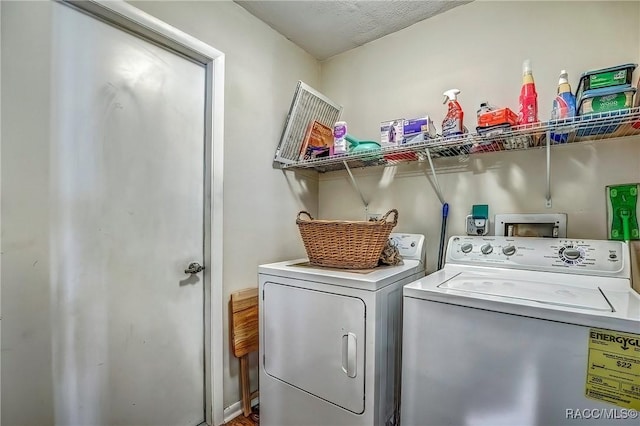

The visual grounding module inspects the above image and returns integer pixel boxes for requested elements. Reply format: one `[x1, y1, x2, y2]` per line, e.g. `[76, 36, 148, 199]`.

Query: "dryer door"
[263, 282, 365, 414]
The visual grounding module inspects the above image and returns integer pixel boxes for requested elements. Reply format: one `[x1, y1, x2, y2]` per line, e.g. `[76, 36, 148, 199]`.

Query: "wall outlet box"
[367, 213, 382, 222]
[467, 215, 489, 235]
[494, 213, 567, 237]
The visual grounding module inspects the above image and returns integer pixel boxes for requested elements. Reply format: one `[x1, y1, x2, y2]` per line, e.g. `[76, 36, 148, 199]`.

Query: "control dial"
[480, 244, 493, 255]
[502, 245, 516, 256]
[559, 246, 585, 264]
[563, 248, 581, 260]
[461, 243, 473, 253]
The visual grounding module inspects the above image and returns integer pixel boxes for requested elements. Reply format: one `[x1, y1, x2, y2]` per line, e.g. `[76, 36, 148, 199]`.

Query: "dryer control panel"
[389, 233, 425, 262]
[446, 236, 630, 278]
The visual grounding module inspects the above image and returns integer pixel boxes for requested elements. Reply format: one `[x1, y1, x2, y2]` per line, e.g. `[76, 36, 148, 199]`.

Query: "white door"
[263, 282, 366, 413]
[2, 2, 210, 425]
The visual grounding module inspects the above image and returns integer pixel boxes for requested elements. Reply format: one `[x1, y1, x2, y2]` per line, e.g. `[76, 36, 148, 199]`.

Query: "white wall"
[319, 1, 640, 273]
[1, 1, 319, 423]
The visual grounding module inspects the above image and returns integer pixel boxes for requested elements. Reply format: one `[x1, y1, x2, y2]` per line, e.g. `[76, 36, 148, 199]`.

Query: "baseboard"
[222, 396, 259, 423]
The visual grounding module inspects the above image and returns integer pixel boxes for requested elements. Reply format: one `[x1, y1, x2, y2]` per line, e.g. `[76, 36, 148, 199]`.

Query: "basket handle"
[297, 211, 314, 221]
[380, 209, 398, 225]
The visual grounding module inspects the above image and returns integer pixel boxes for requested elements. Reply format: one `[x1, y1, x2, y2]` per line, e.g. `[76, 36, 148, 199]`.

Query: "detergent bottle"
[442, 89, 464, 137]
[550, 70, 577, 143]
[332, 121, 348, 154]
[551, 70, 576, 120]
[517, 59, 539, 125]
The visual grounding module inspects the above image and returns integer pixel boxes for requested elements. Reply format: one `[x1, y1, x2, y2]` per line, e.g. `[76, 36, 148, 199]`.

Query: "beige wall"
[318, 1, 640, 273]
[1, 3, 54, 423]
[1, 0, 319, 421]
[3, 0, 639, 422]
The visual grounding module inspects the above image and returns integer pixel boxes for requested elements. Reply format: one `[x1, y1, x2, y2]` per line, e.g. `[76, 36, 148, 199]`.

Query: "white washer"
[402, 236, 640, 426]
[259, 233, 426, 426]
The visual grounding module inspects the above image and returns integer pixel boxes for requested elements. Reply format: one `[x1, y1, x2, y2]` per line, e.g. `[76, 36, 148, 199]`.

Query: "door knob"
[184, 262, 205, 274]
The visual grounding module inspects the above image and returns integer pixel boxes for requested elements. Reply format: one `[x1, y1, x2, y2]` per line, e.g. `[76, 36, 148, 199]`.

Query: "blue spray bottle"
[550, 70, 577, 143]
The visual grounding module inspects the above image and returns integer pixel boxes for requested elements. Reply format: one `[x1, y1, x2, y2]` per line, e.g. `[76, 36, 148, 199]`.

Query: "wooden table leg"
[240, 355, 251, 417]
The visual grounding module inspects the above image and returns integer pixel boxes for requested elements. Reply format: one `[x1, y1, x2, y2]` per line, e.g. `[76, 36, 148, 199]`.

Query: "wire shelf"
[282, 107, 640, 172]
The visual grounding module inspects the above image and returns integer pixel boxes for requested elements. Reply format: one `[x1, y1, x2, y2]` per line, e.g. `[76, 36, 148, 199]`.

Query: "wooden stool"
[230, 288, 259, 417]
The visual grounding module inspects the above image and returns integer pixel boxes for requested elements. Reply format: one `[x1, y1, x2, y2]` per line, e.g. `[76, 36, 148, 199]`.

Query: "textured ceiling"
[235, 1, 472, 60]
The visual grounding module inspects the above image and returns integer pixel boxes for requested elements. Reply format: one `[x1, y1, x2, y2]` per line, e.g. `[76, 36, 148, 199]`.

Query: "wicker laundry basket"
[296, 209, 398, 269]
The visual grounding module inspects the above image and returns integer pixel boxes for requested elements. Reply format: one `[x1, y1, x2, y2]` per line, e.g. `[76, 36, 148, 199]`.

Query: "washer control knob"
[502, 245, 516, 256]
[563, 248, 581, 260]
[480, 244, 493, 255]
[461, 243, 473, 253]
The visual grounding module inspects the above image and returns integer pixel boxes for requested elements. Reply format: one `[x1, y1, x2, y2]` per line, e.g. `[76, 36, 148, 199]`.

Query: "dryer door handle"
[341, 332, 357, 378]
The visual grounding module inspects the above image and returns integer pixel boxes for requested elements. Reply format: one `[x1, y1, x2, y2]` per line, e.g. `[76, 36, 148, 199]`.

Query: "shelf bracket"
[343, 161, 368, 208]
[425, 149, 445, 205]
[545, 130, 552, 208]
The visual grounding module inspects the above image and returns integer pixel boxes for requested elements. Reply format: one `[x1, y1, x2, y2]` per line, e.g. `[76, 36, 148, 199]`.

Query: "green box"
[576, 63, 636, 102]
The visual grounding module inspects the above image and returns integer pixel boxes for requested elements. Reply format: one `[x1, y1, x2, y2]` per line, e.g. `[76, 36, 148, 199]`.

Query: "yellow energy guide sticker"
[586, 328, 640, 410]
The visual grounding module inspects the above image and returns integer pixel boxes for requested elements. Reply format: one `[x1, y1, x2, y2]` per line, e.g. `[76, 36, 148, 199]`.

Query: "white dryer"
[259, 233, 426, 426]
[402, 236, 640, 426]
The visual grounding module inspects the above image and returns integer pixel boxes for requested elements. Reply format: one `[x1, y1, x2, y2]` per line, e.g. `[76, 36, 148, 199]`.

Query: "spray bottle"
[550, 70, 577, 143]
[517, 59, 539, 125]
[442, 89, 464, 137]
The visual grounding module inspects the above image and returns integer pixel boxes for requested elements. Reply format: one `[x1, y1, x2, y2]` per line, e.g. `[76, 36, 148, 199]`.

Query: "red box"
[478, 108, 518, 128]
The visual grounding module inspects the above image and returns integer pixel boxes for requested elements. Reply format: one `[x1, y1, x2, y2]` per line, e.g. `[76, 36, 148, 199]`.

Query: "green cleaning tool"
[606, 184, 640, 241]
[344, 134, 381, 161]
[344, 134, 381, 151]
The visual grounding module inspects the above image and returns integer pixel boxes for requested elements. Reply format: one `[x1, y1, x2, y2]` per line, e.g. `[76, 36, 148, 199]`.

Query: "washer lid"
[438, 273, 613, 312]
